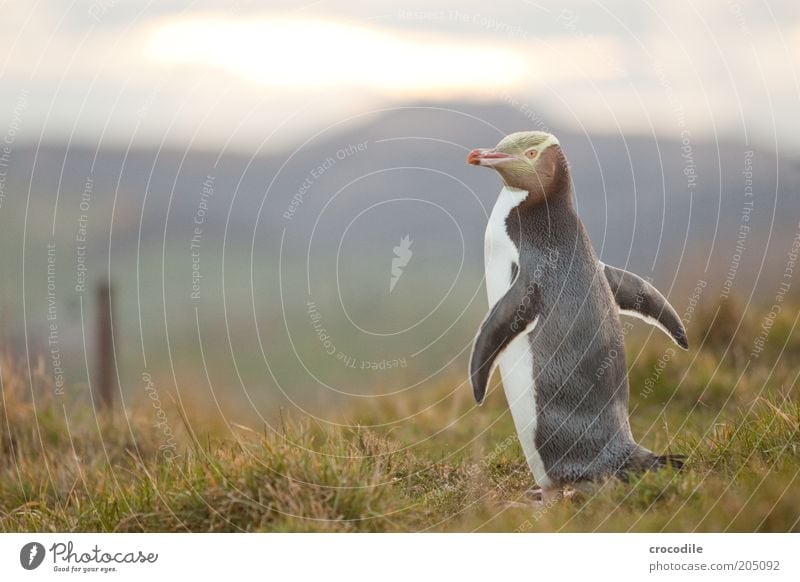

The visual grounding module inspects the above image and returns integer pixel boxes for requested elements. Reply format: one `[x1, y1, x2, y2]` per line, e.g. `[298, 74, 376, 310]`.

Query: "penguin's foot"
[526, 487, 574, 505]
[542, 483, 601, 504]
[564, 479, 614, 500]
[542, 487, 577, 504]
[505, 485, 597, 509]
[565, 483, 592, 499]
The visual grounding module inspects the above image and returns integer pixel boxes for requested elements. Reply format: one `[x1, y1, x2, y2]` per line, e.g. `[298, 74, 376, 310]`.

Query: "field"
[1, 299, 798, 532]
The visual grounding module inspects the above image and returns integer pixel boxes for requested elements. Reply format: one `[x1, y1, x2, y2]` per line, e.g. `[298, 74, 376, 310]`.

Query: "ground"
[1, 301, 798, 532]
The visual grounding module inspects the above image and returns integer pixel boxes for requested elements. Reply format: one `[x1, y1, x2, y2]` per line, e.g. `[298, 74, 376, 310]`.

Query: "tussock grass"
[1, 303, 799, 532]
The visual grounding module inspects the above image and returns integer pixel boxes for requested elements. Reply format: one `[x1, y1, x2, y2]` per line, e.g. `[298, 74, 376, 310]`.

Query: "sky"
[1, 0, 799, 155]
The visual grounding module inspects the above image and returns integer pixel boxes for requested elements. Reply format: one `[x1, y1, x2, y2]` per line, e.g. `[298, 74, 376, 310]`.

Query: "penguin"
[466, 131, 687, 497]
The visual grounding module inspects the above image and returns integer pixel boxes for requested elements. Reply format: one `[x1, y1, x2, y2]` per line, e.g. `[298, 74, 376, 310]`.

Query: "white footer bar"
[0, 533, 796, 580]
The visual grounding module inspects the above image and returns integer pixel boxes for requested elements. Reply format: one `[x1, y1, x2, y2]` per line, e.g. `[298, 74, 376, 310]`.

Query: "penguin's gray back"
[508, 200, 655, 484]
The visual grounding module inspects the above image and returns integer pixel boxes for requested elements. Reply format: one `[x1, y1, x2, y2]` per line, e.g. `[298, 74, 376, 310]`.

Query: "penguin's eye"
[525, 149, 538, 159]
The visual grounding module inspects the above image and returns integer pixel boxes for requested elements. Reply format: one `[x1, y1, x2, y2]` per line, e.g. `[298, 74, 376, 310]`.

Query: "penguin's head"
[467, 131, 567, 197]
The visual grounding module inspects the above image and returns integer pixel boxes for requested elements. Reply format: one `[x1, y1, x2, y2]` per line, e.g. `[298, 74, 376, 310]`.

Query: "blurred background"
[1, 0, 799, 429]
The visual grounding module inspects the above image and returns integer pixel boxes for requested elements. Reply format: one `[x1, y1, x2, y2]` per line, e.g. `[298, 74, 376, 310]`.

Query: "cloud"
[143, 15, 530, 98]
[142, 13, 632, 95]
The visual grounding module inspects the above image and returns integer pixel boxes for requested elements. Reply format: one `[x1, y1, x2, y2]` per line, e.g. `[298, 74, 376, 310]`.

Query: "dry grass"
[1, 302, 799, 532]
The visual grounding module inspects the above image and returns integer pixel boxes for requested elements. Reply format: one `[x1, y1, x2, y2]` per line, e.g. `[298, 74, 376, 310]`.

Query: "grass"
[1, 301, 799, 532]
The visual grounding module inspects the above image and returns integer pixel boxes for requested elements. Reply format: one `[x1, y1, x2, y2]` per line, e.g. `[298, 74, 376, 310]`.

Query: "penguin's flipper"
[469, 276, 542, 404]
[601, 263, 689, 350]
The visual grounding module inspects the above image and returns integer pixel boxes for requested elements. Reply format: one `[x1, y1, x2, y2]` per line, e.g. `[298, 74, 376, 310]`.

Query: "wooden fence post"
[95, 281, 114, 411]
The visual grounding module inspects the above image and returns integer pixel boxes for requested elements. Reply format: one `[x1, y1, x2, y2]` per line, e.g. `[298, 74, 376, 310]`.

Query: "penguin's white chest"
[484, 186, 551, 487]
